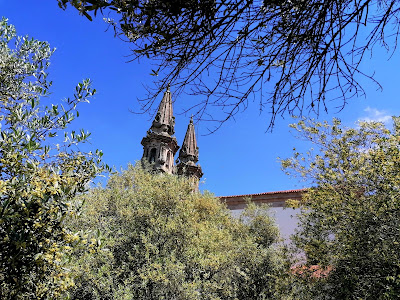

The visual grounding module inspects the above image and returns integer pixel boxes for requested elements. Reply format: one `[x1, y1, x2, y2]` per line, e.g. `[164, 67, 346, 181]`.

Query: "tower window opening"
[166, 151, 171, 169]
[149, 148, 157, 163]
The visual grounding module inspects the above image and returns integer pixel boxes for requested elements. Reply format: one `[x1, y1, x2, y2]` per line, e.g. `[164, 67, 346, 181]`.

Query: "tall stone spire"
[177, 117, 203, 187]
[178, 116, 198, 164]
[151, 86, 175, 135]
[141, 87, 179, 174]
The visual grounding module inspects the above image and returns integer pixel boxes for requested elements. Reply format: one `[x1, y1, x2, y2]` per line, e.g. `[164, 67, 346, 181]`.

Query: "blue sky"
[1, 1, 399, 198]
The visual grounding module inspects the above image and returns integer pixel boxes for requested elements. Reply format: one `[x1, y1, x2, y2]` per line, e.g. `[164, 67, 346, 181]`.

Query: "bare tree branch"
[59, 0, 400, 130]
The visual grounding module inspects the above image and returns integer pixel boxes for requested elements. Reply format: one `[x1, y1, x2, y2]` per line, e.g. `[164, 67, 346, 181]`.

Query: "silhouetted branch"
[59, 0, 400, 130]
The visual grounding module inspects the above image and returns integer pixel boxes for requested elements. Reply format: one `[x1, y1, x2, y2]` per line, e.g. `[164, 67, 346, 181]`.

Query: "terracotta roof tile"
[219, 188, 307, 199]
[291, 265, 333, 279]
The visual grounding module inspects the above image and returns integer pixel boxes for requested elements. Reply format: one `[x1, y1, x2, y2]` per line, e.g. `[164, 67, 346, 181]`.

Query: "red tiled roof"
[291, 265, 333, 279]
[219, 188, 307, 199]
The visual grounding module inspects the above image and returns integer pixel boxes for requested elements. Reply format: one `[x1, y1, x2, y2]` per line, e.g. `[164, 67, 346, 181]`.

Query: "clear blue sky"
[1, 1, 399, 197]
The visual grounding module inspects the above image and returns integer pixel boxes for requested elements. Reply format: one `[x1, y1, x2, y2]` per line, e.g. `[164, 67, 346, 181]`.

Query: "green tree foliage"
[66, 166, 285, 299]
[0, 18, 104, 299]
[281, 117, 400, 299]
[58, 0, 400, 129]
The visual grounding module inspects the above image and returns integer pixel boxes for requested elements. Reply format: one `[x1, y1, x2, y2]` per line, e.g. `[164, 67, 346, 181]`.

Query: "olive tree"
[65, 165, 286, 299]
[0, 18, 104, 299]
[281, 117, 400, 299]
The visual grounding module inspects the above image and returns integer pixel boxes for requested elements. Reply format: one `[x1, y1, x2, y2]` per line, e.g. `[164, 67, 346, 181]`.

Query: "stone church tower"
[141, 87, 179, 173]
[141, 88, 203, 187]
[176, 116, 203, 183]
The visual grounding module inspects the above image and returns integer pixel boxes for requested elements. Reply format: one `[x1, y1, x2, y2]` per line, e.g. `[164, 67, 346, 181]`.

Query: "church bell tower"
[141, 87, 179, 174]
[176, 117, 203, 187]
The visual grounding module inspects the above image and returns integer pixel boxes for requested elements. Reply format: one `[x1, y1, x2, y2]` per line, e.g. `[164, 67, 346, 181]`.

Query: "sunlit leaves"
[65, 166, 284, 299]
[0, 18, 106, 299]
[282, 117, 400, 299]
